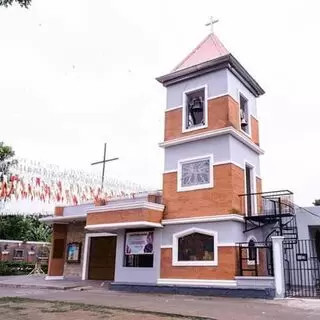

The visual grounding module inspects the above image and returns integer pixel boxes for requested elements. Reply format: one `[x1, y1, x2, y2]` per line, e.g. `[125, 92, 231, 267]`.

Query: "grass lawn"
[0, 297, 211, 320]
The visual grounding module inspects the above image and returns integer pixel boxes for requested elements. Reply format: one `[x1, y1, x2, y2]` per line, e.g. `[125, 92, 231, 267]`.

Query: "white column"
[272, 236, 285, 299]
[81, 234, 90, 280]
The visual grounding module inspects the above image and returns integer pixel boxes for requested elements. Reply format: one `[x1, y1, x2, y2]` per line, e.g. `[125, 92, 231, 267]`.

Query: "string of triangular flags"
[0, 158, 148, 205]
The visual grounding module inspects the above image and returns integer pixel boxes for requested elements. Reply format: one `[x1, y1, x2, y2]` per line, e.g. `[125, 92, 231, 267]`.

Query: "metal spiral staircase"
[240, 190, 298, 276]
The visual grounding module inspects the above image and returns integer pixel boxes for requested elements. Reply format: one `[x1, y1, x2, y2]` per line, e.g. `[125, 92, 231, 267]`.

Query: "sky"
[0, 0, 319, 207]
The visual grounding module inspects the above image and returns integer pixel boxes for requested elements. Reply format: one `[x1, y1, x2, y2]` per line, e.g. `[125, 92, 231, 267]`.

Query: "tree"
[313, 199, 320, 206]
[0, 0, 31, 8]
[0, 215, 51, 242]
[0, 141, 16, 177]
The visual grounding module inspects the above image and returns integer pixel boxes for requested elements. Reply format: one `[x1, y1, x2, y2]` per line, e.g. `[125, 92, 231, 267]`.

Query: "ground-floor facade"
[42, 196, 275, 297]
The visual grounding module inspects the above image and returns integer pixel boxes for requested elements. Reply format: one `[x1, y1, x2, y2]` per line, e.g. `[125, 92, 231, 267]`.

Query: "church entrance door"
[88, 236, 116, 280]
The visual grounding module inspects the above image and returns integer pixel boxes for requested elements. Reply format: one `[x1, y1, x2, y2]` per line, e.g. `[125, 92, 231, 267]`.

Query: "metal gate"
[284, 239, 320, 297]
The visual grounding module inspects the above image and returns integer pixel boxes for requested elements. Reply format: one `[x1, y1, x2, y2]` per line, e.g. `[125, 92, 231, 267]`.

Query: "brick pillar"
[27, 251, 36, 263]
[46, 224, 67, 280]
[54, 207, 64, 216]
[1, 251, 9, 262]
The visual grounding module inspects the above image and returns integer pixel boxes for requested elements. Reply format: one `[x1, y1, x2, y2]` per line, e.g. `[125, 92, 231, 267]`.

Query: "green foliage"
[0, 141, 16, 177]
[0, 142, 14, 162]
[313, 199, 320, 206]
[0, 215, 52, 242]
[0, 0, 31, 8]
[0, 261, 48, 276]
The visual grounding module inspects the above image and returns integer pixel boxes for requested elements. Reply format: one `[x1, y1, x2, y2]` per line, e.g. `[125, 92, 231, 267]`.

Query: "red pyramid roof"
[172, 33, 229, 72]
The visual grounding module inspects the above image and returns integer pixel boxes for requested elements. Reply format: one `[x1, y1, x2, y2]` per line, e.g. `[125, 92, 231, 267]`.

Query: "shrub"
[0, 262, 48, 276]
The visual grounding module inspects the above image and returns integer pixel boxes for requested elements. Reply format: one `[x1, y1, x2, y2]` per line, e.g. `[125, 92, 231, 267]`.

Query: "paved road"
[0, 287, 319, 320]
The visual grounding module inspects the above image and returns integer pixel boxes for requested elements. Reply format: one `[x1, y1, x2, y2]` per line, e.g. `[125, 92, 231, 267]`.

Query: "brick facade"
[63, 222, 86, 277]
[54, 207, 64, 216]
[164, 95, 258, 145]
[165, 95, 240, 141]
[160, 247, 237, 280]
[162, 163, 245, 220]
[47, 224, 67, 277]
[0, 241, 50, 263]
[256, 177, 263, 214]
[87, 208, 163, 225]
[251, 116, 260, 146]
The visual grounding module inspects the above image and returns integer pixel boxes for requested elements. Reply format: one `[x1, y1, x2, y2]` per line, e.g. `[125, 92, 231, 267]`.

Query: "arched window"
[247, 237, 259, 265]
[173, 228, 217, 266]
[248, 239, 257, 261]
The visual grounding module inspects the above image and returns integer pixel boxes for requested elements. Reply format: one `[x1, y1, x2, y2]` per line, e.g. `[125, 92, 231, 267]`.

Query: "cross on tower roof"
[205, 16, 219, 34]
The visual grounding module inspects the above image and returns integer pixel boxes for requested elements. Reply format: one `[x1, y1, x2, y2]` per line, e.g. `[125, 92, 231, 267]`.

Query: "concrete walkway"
[0, 275, 106, 290]
[0, 286, 319, 320]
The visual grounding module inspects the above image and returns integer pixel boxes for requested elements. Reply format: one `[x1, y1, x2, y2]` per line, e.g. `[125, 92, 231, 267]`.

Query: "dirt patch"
[0, 297, 214, 320]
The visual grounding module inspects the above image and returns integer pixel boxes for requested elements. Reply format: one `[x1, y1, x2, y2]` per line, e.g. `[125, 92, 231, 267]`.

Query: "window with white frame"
[172, 228, 218, 266]
[183, 87, 207, 131]
[239, 94, 249, 134]
[178, 155, 213, 192]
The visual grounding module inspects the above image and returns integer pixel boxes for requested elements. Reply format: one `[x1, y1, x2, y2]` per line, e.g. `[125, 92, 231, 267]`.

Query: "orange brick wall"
[54, 207, 64, 217]
[165, 95, 240, 141]
[47, 224, 67, 277]
[237, 246, 269, 277]
[251, 116, 260, 146]
[160, 247, 237, 280]
[164, 95, 259, 145]
[256, 177, 262, 214]
[87, 208, 163, 225]
[163, 163, 245, 219]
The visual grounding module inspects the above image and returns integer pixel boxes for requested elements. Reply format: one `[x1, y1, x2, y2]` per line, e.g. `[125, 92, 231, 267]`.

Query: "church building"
[42, 28, 281, 296]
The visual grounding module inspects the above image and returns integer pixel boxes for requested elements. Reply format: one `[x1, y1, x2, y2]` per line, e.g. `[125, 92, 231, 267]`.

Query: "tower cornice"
[156, 54, 265, 97]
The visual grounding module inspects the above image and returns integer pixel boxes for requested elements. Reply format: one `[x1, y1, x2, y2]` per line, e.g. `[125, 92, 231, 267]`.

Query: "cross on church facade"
[91, 143, 119, 191]
[205, 16, 219, 33]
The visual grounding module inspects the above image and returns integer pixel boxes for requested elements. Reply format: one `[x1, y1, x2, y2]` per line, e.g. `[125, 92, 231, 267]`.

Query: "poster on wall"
[66, 242, 81, 263]
[125, 231, 153, 255]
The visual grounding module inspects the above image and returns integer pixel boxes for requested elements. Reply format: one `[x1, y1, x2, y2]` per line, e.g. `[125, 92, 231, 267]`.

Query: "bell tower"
[157, 29, 265, 220]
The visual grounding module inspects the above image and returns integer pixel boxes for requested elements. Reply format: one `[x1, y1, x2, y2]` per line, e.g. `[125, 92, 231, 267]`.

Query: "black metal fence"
[239, 190, 294, 216]
[237, 242, 274, 277]
[284, 239, 320, 298]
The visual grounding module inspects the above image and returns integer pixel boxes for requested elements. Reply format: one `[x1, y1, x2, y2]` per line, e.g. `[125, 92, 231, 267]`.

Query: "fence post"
[272, 236, 285, 299]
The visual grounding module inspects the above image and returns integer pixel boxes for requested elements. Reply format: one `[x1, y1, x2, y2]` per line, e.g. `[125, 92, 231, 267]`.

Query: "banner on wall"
[125, 231, 154, 255]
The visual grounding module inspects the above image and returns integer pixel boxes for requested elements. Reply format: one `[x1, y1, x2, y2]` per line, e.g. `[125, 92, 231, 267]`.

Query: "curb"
[0, 283, 82, 290]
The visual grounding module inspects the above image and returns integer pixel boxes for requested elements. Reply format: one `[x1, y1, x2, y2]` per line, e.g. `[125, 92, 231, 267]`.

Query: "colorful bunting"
[0, 158, 149, 205]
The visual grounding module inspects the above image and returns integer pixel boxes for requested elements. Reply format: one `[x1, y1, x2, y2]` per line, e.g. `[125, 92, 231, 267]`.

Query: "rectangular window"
[178, 155, 213, 192]
[13, 249, 24, 260]
[124, 230, 154, 268]
[124, 254, 154, 268]
[245, 163, 256, 216]
[183, 87, 207, 131]
[240, 94, 249, 134]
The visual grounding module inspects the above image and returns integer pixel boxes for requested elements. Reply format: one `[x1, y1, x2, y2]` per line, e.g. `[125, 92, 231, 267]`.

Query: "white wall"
[227, 70, 258, 119]
[161, 221, 263, 246]
[166, 69, 228, 109]
[296, 206, 320, 240]
[64, 203, 94, 217]
[163, 135, 261, 176]
[164, 135, 230, 172]
[114, 229, 161, 284]
[229, 136, 261, 177]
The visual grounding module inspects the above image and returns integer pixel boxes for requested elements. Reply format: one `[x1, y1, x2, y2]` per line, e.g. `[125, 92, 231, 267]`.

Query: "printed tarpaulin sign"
[125, 231, 153, 255]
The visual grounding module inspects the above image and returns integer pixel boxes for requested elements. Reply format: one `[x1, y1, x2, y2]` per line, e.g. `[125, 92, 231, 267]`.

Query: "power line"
[295, 204, 320, 221]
